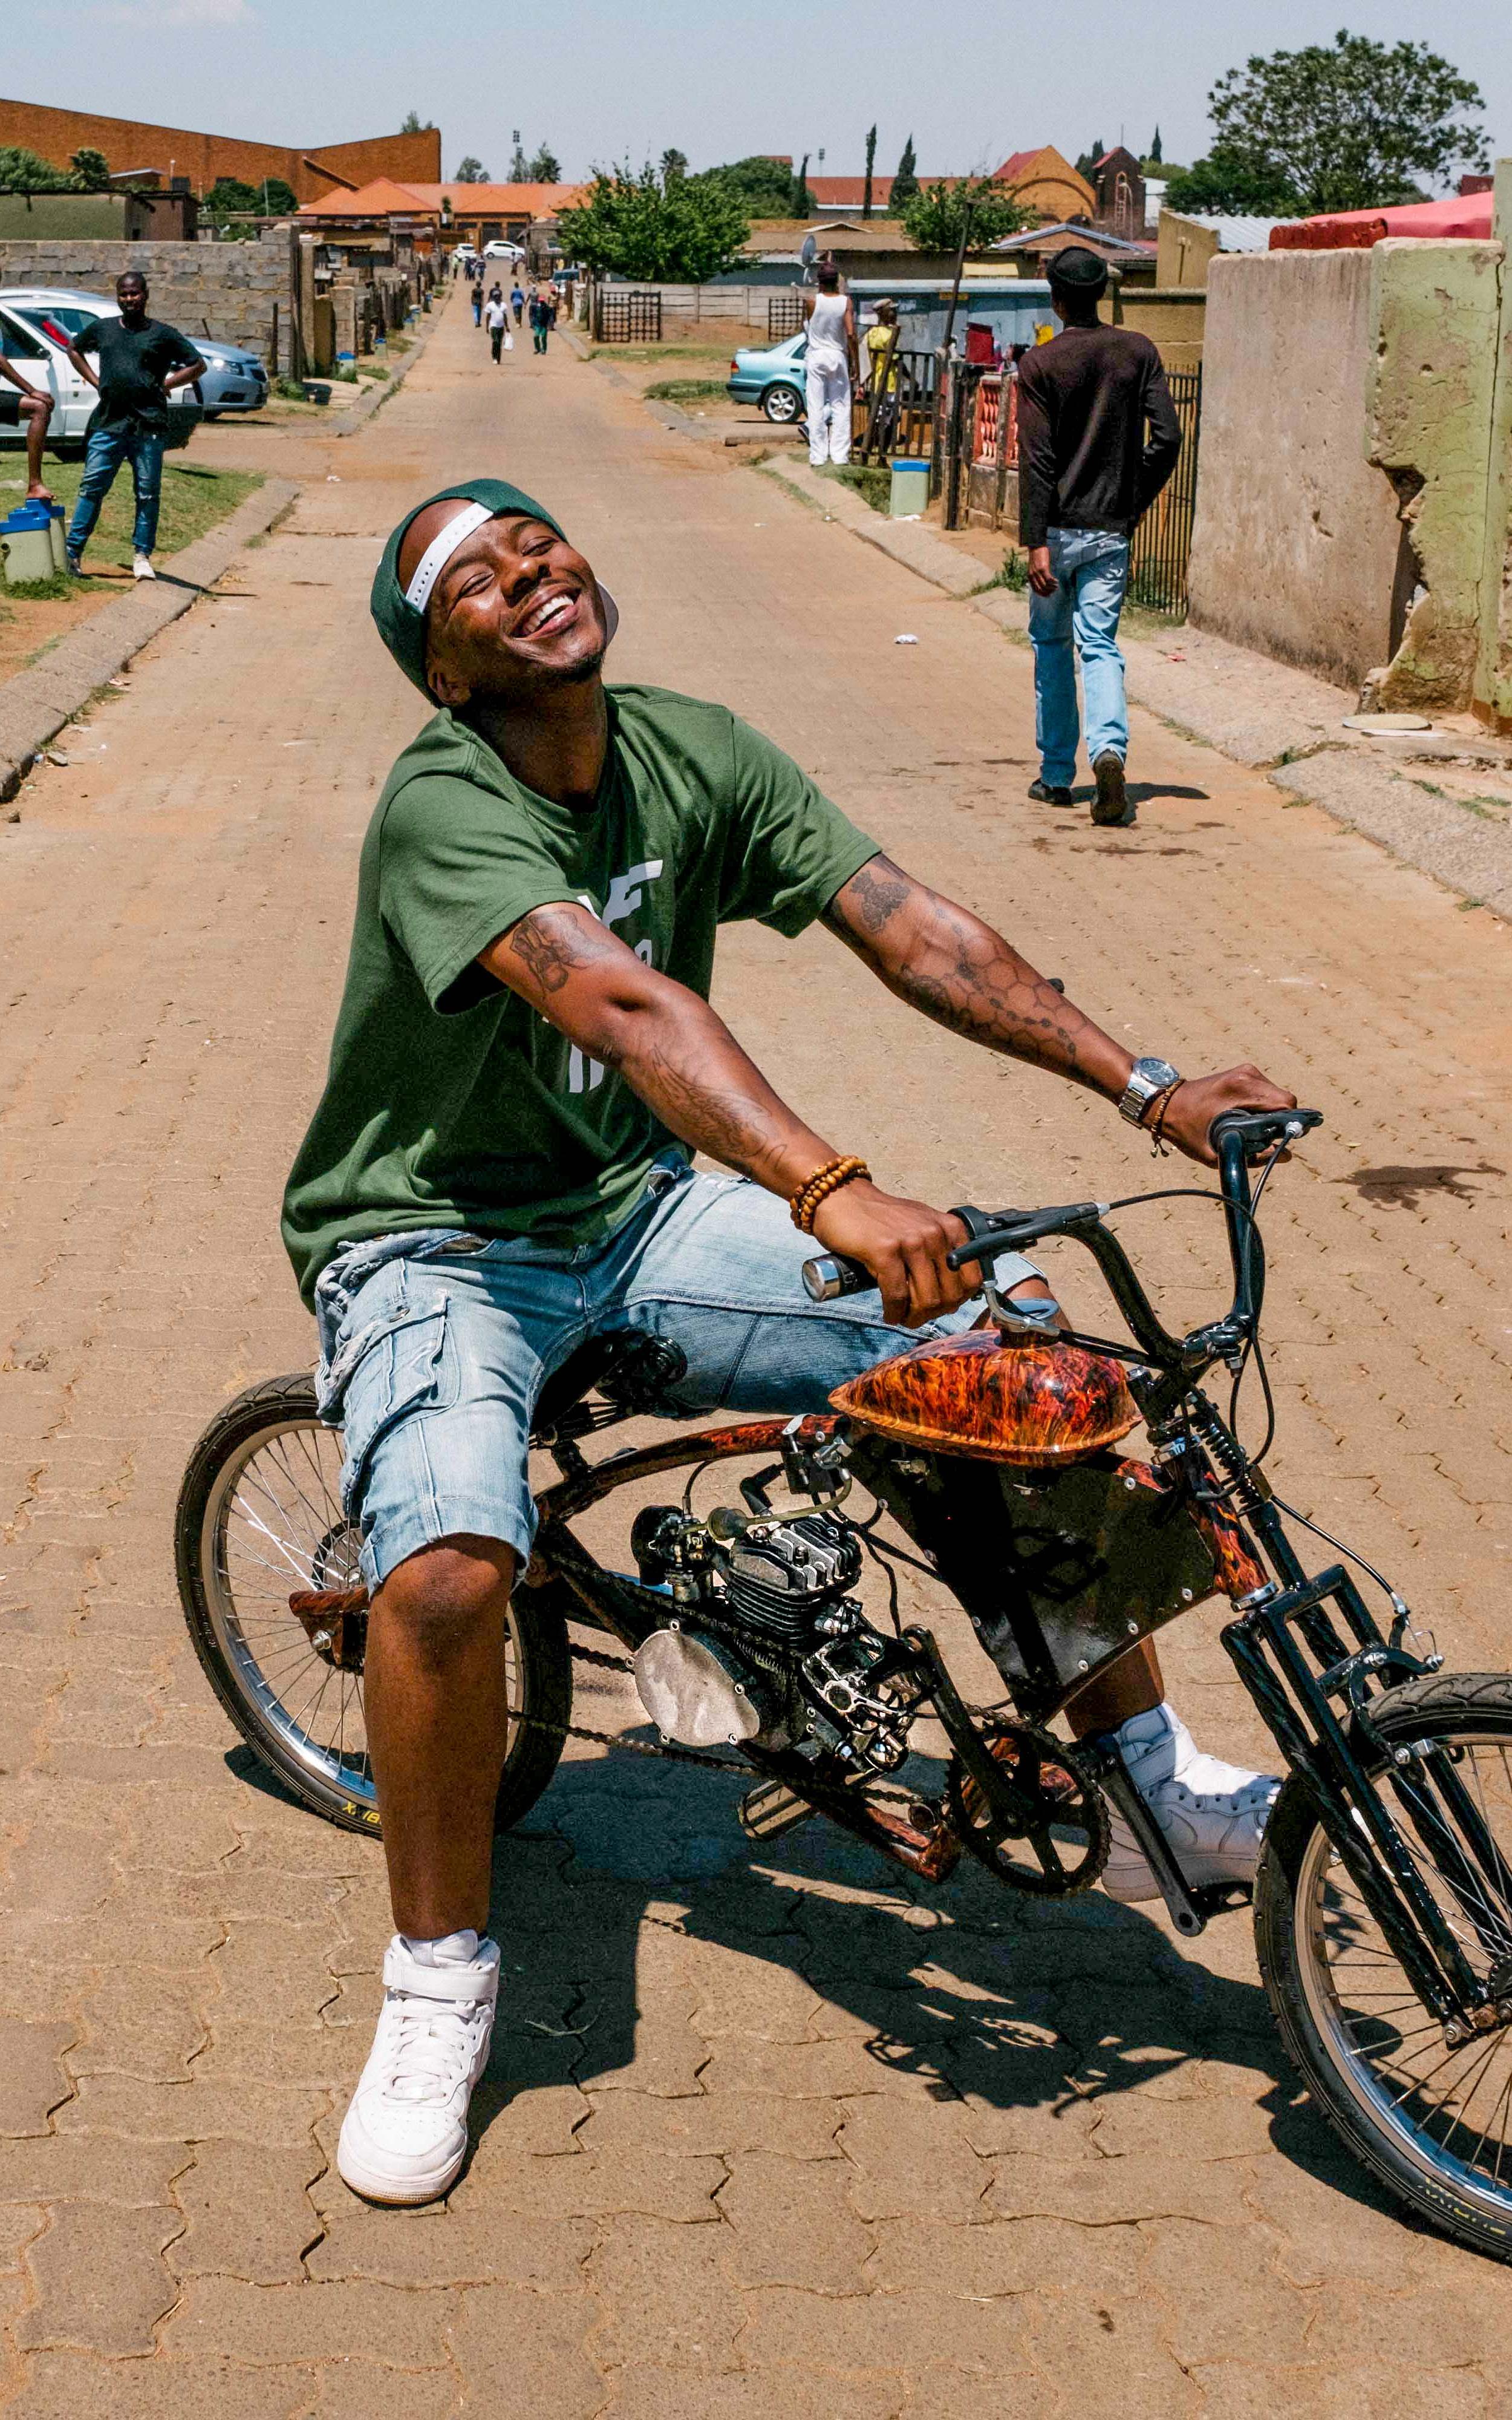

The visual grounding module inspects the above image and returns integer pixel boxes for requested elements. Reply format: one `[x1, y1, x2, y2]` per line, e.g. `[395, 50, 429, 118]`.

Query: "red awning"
[1271, 191, 1494, 249]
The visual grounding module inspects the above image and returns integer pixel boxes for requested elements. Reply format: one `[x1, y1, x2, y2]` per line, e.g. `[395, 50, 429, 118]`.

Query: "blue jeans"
[313, 1157, 1037, 1592]
[67, 424, 165, 558]
[1028, 527, 1130, 788]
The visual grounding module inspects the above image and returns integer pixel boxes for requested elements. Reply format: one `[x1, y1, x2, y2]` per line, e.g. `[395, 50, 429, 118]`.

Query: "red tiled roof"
[404, 182, 588, 214]
[297, 177, 432, 218]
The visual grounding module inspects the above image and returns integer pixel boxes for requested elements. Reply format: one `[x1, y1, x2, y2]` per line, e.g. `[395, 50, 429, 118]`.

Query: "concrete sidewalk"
[2, 283, 1511, 2415]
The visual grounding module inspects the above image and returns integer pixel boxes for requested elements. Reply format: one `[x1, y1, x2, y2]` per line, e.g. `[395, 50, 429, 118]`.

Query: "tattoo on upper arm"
[505, 905, 618, 996]
[828, 854, 916, 940]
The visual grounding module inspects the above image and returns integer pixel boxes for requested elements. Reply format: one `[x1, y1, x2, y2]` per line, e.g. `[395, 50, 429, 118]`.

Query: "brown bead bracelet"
[1147, 1084, 1181, 1157]
[790, 1155, 872, 1233]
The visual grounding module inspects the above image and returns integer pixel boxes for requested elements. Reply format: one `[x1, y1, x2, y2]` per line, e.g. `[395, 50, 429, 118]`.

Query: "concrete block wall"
[0, 232, 294, 371]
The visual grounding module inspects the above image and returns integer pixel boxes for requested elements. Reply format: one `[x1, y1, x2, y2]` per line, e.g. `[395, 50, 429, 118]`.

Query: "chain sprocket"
[947, 1718, 1110, 1896]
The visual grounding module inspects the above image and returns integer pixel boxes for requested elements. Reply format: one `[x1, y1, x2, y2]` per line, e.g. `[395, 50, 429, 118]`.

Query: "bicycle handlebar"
[800, 1110, 1325, 1364]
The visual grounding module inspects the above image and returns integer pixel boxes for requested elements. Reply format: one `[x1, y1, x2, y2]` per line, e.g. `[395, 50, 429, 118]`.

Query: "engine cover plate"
[633, 1627, 763, 1748]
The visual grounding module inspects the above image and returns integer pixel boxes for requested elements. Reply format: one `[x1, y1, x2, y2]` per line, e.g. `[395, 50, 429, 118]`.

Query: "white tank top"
[807, 290, 849, 369]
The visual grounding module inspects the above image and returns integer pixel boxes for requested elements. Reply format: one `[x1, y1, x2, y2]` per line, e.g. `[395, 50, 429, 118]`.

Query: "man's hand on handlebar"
[809, 1180, 973, 1328]
[1154, 1066, 1298, 1166]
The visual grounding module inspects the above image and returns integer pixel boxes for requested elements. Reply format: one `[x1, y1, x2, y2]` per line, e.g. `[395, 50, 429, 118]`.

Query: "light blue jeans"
[1028, 527, 1130, 789]
[313, 1156, 1036, 1591]
[67, 423, 165, 558]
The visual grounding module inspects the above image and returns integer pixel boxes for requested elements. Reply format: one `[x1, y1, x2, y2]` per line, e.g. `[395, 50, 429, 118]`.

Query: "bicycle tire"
[174, 1373, 572, 1838]
[1255, 1672, 1512, 2261]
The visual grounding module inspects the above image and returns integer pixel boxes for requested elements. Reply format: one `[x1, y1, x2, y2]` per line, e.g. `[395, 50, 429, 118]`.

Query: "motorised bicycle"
[175, 1108, 1512, 2259]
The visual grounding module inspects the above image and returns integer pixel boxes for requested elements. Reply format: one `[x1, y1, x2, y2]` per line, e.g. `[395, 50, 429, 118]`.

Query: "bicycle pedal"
[737, 1779, 818, 1840]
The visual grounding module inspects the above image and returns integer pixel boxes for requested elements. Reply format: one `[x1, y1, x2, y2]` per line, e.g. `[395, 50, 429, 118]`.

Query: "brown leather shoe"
[1028, 778, 1074, 806]
[1092, 753, 1133, 825]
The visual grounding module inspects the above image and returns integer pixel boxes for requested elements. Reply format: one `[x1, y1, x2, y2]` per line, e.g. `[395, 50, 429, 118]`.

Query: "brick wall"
[0, 232, 295, 371]
[0, 97, 439, 204]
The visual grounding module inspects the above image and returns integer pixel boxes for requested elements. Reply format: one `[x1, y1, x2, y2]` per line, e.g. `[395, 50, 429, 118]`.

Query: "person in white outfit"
[803, 263, 856, 467]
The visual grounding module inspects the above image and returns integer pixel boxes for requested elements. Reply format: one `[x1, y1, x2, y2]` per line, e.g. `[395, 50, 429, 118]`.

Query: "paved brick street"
[3, 288, 1512, 2412]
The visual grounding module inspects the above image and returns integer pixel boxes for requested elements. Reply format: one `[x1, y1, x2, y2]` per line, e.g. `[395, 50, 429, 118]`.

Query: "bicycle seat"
[532, 1330, 689, 1440]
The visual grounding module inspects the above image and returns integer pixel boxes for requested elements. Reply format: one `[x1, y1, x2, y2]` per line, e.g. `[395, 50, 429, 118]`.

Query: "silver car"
[0, 287, 268, 436]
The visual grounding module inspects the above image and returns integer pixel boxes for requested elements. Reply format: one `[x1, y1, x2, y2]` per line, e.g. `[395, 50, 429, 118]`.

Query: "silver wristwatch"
[1118, 1055, 1182, 1127]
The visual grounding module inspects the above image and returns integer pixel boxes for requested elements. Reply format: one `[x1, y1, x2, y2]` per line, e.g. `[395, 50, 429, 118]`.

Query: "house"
[1090, 147, 1145, 241]
[1157, 211, 1297, 287]
[0, 94, 437, 205]
[298, 180, 588, 270]
[989, 146, 1096, 226]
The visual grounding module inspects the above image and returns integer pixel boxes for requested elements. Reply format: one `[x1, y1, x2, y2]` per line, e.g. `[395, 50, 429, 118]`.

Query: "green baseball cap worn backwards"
[370, 476, 565, 695]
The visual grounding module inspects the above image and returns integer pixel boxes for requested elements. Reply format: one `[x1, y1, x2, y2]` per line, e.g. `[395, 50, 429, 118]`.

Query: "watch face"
[1136, 1058, 1181, 1091]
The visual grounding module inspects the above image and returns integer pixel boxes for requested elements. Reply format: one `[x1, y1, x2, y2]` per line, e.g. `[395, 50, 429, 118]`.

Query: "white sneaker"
[1100, 1701, 1279, 1903]
[132, 552, 156, 581]
[337, 1931, 499, 2205]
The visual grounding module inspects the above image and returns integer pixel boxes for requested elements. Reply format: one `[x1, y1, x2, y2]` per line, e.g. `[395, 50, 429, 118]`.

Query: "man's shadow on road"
[466, 1736, 1407, 2224]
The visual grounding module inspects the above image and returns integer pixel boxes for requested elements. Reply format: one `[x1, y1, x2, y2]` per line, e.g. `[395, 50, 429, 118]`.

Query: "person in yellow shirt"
[862, 298, 902, 450]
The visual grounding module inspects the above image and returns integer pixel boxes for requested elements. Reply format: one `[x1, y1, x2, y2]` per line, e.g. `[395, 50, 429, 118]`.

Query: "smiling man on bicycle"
[282, 476, 1296, 2205]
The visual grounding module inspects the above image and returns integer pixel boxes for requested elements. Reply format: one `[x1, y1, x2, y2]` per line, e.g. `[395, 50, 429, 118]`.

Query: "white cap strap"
[403, 500, 494, 612]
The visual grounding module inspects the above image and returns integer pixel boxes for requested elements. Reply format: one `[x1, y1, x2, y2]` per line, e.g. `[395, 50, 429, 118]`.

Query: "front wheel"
[761, 384, 801, 424]
[1256, 1674, 1512, 2260]
[174, 1374, 572, 1836]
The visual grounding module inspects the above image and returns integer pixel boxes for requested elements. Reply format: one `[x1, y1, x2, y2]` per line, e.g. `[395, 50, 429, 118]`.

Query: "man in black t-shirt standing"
[1016, 246, 1182, 827]
[63, 271, 205, 581]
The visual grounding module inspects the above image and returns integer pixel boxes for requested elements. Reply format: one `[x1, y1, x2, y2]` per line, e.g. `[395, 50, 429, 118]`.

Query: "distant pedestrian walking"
[471, 278, 483, 328]
[1016, 244, 1181, 827]
[802, 262, 855, 468]
[484, 293, 510, 362]
[510, 281, 524, 326]
[63, 271, 205, 581]
[529, 291, 552, 354]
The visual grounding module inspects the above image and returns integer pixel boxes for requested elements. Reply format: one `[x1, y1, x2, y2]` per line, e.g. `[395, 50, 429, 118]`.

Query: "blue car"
[727, 330, 807, 424]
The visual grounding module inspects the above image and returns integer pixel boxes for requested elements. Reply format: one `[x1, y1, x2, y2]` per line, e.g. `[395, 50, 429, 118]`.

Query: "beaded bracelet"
[790, 1155, 872, 1233]
[1147, 1084, 1181, 1157]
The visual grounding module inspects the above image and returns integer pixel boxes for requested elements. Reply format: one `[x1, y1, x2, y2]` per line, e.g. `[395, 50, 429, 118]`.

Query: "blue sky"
[8, 0, 1507, 183]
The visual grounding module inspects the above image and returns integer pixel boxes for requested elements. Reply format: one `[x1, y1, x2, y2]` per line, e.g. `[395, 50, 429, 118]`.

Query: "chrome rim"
[200, 1415, 524, 1811]
[1295, 1733, 1512, 2219]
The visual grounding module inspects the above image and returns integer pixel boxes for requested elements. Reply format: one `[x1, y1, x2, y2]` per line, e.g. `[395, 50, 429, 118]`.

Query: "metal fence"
[1128, 366, 1202, 616]
[767, 293, 804, 340]
[593, 288, 662, 344]
[853, 348, 939, 463]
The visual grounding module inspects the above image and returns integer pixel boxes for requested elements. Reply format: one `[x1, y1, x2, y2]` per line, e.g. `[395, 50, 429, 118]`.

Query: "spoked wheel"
[1256, 1675, 1512, 2260]
[174, 1375, 572, 1836]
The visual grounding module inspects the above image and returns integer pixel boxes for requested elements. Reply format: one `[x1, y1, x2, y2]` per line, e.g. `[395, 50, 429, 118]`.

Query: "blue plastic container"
[889, 457, 930, 518]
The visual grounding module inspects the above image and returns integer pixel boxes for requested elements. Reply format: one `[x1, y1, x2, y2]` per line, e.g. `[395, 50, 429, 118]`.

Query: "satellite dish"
[801, 233, 817, 264]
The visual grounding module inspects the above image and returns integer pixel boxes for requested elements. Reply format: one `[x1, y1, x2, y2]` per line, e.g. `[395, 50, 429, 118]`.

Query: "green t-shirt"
[282, 684, 877, 1305]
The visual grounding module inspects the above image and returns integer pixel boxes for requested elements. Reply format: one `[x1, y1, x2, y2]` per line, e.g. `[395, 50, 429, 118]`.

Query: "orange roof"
[298, 177, 432, 218]
[404, 182, 588, 215]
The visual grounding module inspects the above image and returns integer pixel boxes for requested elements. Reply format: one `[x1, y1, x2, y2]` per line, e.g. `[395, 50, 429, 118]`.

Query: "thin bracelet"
[790, 1155, 871, 1233]
[1147, 1084, 1181, 1157]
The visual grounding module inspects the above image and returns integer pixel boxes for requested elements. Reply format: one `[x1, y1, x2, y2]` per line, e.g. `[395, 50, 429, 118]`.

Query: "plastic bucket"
[0, 518, 59, 584]
[47, 505, 68, 574]
[889, 458, 930, 519]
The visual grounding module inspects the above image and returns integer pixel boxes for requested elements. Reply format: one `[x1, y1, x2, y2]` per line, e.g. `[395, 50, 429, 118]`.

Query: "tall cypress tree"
[863, 123, 877, 219]
[1149, 126, 1163, 163]
[891, 134, 919, 209]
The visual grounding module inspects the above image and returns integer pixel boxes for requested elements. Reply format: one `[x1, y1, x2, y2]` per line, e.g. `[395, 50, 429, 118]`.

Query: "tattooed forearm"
[827, 857, 1132, 1099]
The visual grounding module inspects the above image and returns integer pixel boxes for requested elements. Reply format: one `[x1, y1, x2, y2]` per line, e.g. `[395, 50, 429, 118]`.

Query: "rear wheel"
[1256, 1675, 1512, 2260]
[174, 1374, 572, 1836]
[762, 384, 801, 424]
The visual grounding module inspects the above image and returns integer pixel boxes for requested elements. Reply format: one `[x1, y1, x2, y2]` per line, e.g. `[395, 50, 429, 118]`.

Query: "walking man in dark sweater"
[1016, 246, 1182, 826]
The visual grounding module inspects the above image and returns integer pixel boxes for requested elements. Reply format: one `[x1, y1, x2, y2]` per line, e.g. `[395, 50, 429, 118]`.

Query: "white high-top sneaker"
[337, 1931, 500, 2205]
[1101, 1702, 1279, 1903]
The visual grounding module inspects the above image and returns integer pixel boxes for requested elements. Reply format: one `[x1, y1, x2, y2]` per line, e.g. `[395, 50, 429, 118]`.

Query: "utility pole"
[863, 123, 876, 220]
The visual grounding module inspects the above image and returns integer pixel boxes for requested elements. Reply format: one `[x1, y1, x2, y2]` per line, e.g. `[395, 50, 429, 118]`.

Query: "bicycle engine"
[627, 1445, 927, 1773]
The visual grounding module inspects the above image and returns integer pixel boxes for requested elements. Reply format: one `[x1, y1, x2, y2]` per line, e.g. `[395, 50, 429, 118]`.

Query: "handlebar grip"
[801, 1253, 876, 1303]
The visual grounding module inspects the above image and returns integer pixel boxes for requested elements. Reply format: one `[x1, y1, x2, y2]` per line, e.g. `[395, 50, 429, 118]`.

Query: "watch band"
[1118, 1056, 1182, 1127]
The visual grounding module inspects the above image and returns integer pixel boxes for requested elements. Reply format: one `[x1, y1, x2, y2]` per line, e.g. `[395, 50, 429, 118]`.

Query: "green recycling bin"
[889, 457, 930, 518]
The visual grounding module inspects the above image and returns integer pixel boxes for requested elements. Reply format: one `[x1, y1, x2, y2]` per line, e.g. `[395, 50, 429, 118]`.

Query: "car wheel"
[761, 384, 802, 425]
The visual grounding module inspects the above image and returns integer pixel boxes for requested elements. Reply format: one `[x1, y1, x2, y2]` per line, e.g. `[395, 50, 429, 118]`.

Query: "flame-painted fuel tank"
[830, 1330, 1138, 1467]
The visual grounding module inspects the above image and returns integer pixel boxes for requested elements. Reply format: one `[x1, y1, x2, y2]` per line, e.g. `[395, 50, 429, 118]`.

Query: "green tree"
[0, 145, 78, 194]
[454, 155, 489, 183]
[862, 122, 876, 219]
[709, 154, 800, 215]
[891, 134, 919, 210]
[204, 174, 298, 218]
[901, 176, 1029, 254]
[1194, 29, 1488, 214]
[1075, 137, 1105, 182]
[1163, 149, 1302, 214]
[509, 139, 530, 181]
[793, 152, 812, 217]
[660, 148, 688, 182]
[527, 143, 562, 182]
[1148, 125, 1163, 165]
[69, 146, 111, 191]
[399, 111, 434, 134]
[558, 161, 749, 281]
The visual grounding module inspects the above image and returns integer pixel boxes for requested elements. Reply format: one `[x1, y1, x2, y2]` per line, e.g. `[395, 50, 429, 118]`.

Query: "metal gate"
[1128, 366, 1201, 616]
[593, 289, 662, 344]
[767, 293, 804, 340]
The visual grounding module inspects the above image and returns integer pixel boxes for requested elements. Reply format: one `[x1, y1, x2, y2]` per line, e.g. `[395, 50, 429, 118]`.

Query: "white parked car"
[0, 287, 267, 448]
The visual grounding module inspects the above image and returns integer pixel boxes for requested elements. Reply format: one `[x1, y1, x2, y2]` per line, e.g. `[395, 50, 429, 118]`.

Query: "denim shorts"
[313, 1156, 1037, 1591]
